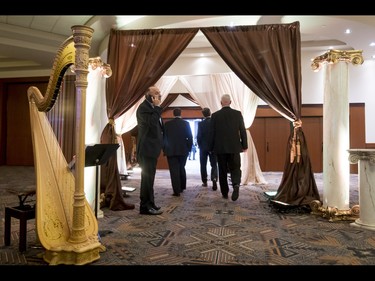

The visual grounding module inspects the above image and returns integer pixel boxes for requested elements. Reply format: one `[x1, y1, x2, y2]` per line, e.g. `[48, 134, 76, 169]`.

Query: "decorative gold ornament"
[309, 200, 360, 222]
[71, 56, 112, 78]
[88, 56, 112, 78]
[311, 49, 364, 72]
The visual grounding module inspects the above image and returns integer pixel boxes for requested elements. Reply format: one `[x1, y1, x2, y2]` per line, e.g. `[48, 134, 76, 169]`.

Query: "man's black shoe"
[232, 185, 239, 201]
[202, 182, 207, 187]
[153, 205, 161, 210]
[172, 193, 180, 197]
[212, 180, 217, 191]
[140, 208, 163, 215]
[222, 194, 228, 199]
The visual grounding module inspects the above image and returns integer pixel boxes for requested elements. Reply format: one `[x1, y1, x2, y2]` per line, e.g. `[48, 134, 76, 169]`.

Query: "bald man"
[136, 86, 164, 215]
[208, 94, 248, 201]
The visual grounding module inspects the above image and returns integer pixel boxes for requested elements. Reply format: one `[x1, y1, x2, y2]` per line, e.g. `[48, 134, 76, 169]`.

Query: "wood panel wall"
[0, 81, 370, 175]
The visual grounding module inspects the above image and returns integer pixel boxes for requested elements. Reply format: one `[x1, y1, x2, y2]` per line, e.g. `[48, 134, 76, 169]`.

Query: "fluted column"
[348, 149, 375, 231]
[311, 50, 363, 211]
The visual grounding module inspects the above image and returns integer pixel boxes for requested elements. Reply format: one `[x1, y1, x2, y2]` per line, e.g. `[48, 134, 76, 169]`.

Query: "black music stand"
[85, 144, 119, 218]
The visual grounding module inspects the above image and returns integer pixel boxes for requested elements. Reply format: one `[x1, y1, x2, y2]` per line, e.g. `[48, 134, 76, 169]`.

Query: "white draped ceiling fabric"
[114, 73, 266, 185]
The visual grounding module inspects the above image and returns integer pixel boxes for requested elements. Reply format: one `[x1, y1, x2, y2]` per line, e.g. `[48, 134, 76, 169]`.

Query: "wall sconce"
[311, 50, 364, 72]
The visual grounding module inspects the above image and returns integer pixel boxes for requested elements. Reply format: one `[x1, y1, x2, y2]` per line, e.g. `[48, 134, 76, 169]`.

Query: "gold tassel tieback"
[290, 119, 302, 163]
[108, 118, 115, 126]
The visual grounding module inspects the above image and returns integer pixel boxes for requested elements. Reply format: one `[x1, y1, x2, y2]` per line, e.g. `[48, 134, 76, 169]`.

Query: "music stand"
[85, 144, 119, 218]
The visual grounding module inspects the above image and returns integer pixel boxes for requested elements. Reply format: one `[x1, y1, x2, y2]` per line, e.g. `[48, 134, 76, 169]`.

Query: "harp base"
[42, 238, 106, 265]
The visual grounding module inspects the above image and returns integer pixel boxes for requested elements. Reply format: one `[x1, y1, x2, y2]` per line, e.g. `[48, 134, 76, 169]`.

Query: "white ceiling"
[0, 15, 375, 77]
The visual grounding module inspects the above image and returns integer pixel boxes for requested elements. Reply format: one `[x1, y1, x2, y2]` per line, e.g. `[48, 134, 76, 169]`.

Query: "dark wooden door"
[6, 83, 34, 165]
[251, 116, 324, 172]
[6, 82, 47, 165]
[265, 118, 290, 171]
[251, 117, 290, 171]
[301, 116, 323, 173]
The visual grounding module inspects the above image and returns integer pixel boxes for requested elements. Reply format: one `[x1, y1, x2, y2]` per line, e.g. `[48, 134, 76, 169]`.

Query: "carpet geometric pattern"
[1, 164, 375, 267]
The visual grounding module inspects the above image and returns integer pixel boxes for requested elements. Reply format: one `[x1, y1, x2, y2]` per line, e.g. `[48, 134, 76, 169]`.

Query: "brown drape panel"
[181, 93, 197, 104]
[102, 28, 199, 210]
[160, 93, 179, 111]
[201, 22, 320, 206]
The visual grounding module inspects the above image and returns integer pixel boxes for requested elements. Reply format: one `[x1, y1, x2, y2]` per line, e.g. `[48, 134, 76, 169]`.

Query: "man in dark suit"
[163, 108, 193, 196]
[209, 94, 248, 201]
[136, 86, 164, 215]
[197, 107, 218, 190]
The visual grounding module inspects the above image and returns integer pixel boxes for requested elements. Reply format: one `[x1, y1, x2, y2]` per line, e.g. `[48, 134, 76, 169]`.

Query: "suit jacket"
[197, 117, 211, 151]
[209, 106, 248, 154]
[136, 99, 164, 160]
[163, 117, 193, 157]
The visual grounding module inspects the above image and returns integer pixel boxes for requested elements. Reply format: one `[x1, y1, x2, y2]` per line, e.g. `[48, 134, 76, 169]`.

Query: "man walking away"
[197, 107, 218, 190]
[163, 108, 193, 196]
[209, 94, 248, 201]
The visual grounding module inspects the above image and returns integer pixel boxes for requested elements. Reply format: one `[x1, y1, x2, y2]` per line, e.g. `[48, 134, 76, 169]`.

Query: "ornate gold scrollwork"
[71, 56, 112, 78]
[310, 200, 360, 222]
[311, 49, 364, 72]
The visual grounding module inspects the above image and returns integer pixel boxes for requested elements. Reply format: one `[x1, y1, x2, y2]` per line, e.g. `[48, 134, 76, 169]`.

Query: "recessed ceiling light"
[345, 29, 351, 34]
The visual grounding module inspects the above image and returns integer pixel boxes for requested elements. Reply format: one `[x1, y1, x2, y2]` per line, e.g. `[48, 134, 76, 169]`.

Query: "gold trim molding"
[309, 200, 360, 222]
[311, 49, 364, 72]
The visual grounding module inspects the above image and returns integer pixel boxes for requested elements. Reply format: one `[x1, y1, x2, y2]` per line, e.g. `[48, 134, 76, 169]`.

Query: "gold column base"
[309, 200, 360, 222]
[42, 237, 106, 265]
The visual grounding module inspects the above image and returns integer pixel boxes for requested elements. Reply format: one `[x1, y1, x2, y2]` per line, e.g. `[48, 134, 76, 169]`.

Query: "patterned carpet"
[1, 163, 375, 270]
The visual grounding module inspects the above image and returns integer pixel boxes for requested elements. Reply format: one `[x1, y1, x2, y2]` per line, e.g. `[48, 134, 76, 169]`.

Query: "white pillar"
[348, 149, 375, 231]
[322, 62, 350, 210]
[85, 58, 112, 218]
[311, 50, 364, 212]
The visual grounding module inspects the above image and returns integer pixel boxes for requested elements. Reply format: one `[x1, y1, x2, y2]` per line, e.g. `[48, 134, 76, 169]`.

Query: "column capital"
[311, 49, 364, 72]
[348, 149, 375, 164]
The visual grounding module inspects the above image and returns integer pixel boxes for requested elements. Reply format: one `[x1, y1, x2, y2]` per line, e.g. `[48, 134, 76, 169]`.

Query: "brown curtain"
[181, 93, 197, 104]
[201, 22, 320, 206]
[102, 28, 199, 210]
[160, 93, 179, 111]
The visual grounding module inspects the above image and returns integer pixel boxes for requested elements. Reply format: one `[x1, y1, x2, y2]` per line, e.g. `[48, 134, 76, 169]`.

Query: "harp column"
[311, 50, 363, 211]
[69, 25, 94, 243]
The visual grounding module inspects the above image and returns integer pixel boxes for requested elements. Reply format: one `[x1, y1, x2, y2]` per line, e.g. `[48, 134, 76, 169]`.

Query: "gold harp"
[27, 25, 104, 265]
